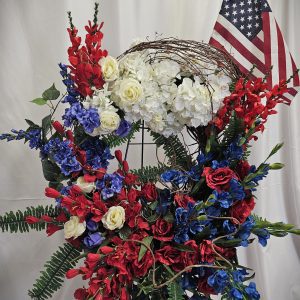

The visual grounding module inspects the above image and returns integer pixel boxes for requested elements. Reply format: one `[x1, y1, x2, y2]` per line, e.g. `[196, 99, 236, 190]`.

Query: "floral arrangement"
[1, 5, 300, 300]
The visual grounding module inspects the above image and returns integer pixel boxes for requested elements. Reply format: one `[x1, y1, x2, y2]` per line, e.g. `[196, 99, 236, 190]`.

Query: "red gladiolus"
[115, 150, 123, 163]
[41, 215, 53, 222]
[25, 216, 40, 224]
[66, 130, 74, 142]
[230, 197, 256, 224]
[122, 161, 129, 173]
[52, 121, 65, 134]
[45, 187, 61, 198]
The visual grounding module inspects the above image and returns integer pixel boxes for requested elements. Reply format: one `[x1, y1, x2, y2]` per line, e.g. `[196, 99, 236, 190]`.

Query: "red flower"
[152, 218, 173, 241]
[236, 160, 251, 180]
[199, 240, 216, 263]
[25, 216, 40, 224]
[174, 193, 195, 208]
[141, 183, 157, 202]
[203, 167, 237, 191]
[45, 187, 61, 198]
[74, 288, 89, 300]
[180, 240, 198, 270]
[197, 277, 216, 295]
[155, 245, 182, 270]
[115, 150, 123, 163]
[230, 197, 256, 223]
[52, 121, 65, 135]
[66, 268, 80, 279]
[46, 223, 62, 236]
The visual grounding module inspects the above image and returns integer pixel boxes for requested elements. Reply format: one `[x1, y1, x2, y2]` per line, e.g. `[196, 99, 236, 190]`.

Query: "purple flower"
[115, 119, 132, 137]
[83, 232, 105, 248]
[97, 173, 124, 200]
[86, 219, 99, 232]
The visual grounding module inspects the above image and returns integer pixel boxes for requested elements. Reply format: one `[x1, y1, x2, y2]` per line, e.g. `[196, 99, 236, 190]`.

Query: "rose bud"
[66, 269, 80, 279]
[123, 161, 129, 173]
[45, 187, 61, 198]
[66, 130, 74, 142]
[52, 121, 65, 135]
[41, 215, 53, 222]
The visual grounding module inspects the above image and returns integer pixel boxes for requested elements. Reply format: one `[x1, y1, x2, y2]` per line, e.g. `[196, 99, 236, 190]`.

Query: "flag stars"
[248, 8, 253, 13]
[233, 18, 238, 23]
[240, 25, 245, 30]
[247, 24, 253, 29]
[225, 12, 230, 17]
[247, 32, 252, 37]
[240, 9, 245, 14]
[240, 17, 245, 22]
[240, 1, 245, 6]
[224, 4, 230, 10]
[255, 15, 259, 20]
[247, 16, 253, 21]
[232, 10, 238, 16]
[232, 3, 237, 8]
[255, 23, 260, 28]
[247, 0, 252, 4]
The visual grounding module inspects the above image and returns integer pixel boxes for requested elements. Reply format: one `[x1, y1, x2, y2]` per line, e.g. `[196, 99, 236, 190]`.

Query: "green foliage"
[167, 281, 184, 300]
[253, 214, 300, 237]
[132, 165, 168, 183]
[0, 205, 61, 233]
[31, 98, 48, 106]
[42, 84, 60, 101]
[220, 113, 244, 147]
[102, 121, 141, 148]
[138, 236, 153, 262]
[150, 131, 191, 169]
[28, 243, 81, 300]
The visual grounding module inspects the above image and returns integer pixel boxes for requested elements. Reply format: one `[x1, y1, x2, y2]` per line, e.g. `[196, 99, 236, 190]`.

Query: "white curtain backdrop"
[0, 0, 299, 299]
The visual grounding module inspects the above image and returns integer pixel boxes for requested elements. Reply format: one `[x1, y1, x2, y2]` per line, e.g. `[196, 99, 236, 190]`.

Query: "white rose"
[101, 206, 125, 230]
[100, 110, 121, 133]
[64, 216, 86, 239]
[100, 56, 119, 82]
[76, 176, 95, 193]
[118, 78, 144, 106]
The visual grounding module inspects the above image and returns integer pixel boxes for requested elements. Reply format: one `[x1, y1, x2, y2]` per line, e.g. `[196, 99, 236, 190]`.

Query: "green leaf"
[25, 119, 40, 128]
[42, 84, 60, 100]
[42, 114, 52, 141]
[138, 236, 153, 262]
[119, 226, 131, 240]
[167, 281, 184, 300]
[31, 98, 48, 105]
[163, 212, 174, 223]
[266, 142, 284, 161]
[28, 243, 81, 300]
[42, 159, 61, 182]
[173, 244, 195, 252]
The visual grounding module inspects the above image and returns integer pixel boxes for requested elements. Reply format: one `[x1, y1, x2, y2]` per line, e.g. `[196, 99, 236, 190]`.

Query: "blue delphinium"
[174, 202, 208, 243]
[207, 270, 229, 293]
[212, 190, 233, 208]
[115, 119, 132, 137]
[245, 282, 260, 299]
[211, 160, 229, 170]
[223, 220, 236, 234]
[0, 129, 43, 150]
[254, 228, 270, 247]
[229, 178, 245, 201]
[197, 152, 213, 165]
[81, 137, 113, 170]
[96, 173, 124, 200]
[42, 138, 82, 176]
[225, 139, 244, 161]
[247, 164, 270, 190]
[161, 169, 188, 186]
[83, 232, 105, 248]
[237, 216, 255, 246]
[232, 269, 248, 283]
[229, 288, 243, 300]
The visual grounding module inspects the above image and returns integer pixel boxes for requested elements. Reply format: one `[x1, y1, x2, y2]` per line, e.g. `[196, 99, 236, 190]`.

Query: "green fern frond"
[103, 121, 141, 148]
[28, 243, 81, 300]
[167, 281, 184, 300]
[0, 205, 61, 233]
[132, 165, 168, 183]
[150, 132, 192, 169]
[220, 114, 244, 147]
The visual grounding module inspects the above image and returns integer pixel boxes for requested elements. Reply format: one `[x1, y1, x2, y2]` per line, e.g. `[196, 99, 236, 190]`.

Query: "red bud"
[25, 216, 40, 224]
[66, 268, 80, 279]
[52, 121, 65, 134]
[45, 187, 61, 198]
[84, 174, 96, 183]
[66, 130, 74, 142]
[95, 168, 106, 179]
[115, 150, 123, 162]
[99, 246, 114, 255]
[41, 215, 53, 222]
[46, 223, 61, 236]
[123, 161, 129, 173]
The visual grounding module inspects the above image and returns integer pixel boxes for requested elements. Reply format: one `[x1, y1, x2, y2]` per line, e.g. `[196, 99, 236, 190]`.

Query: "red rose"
[174, 193, 195, 208]
[180, 240, 199, 270]
[74, 288, 88, 300]
[152, 219, 173, 241]
[199, 240, 216, 263]
[203, 167, 237, 191]
[155, 245, 182, 269]
[230, 197, 255, 224]
[141, 183, 158, 202]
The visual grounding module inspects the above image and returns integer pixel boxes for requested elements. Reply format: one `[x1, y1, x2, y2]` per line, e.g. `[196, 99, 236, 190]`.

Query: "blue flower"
[225, 140, 244, 161]
[254, 228, 270, 247]
[83, 232, 105, 248]
[247, 164, 270, 190]
[156, 188, 172, 215]
[237, 216, 255, 247]
[229, 178, 245, 201]
[207, 270, 229, 293]
[213, 190, 233, 208]
[161, 169, 188, 186]
[223, 220, 236, 234]
[232, 269, 248, 283]
[245, 282, 260, 299]
[115, 119, 132, 137]
[211, 160, 229, 170]
[174, 202, 208, 243]
[81, 137, 113, 170]
[197, 152, 213, 165]
[86, 219, 99, 232]
[229, 288, 243, 300]
[97, 173, 124, 200]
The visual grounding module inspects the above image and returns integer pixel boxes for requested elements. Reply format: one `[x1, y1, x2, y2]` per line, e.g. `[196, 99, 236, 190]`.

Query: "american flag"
[209, 0, 299, 103]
